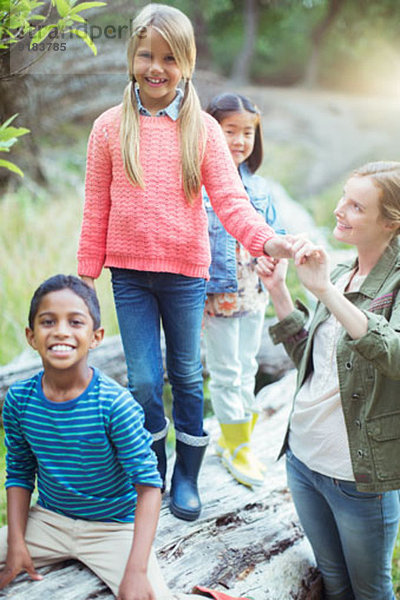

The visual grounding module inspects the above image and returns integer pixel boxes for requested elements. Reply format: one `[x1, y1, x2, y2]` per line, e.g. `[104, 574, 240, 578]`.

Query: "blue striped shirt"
[3, 368, 162, 522]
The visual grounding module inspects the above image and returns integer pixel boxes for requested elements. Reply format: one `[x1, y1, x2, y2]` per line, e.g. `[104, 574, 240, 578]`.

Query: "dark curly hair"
[28, 274, 101, 329]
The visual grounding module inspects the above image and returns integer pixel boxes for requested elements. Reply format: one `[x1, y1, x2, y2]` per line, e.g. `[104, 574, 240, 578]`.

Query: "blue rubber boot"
[170, 430, 209, 521]
[151, 418, 169, 493]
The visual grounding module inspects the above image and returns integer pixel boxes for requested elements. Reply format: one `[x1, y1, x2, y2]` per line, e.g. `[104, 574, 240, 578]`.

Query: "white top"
[288, 270, 367, 480]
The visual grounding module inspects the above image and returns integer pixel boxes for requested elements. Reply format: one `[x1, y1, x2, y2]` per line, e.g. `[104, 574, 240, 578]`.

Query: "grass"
[0, 429, 5, 526]
[0, 147, 119, 366]
[394, 535, 400, 597]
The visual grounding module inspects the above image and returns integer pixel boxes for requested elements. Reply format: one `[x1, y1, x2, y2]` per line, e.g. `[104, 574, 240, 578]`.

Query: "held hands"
[117, 570, 155, 600]
[0, 543, 43, 590]
[263, 235, 294, 258]
[256, 256, 288, 292]
[292, 237, 331, 298]
[258, 235, 333, 320]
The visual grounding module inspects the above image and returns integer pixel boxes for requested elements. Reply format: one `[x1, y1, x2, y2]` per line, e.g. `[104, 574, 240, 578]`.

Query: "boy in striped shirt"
[0, 274, 171, 599]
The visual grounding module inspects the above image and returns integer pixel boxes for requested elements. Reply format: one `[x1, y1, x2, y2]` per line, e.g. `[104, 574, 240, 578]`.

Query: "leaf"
[8, 15, 26, 28]
[30, 24, 58, 46]
[0, 139, 16, 150]
[0, 127, 30, 142]
[55, 0, 71, 18]
[0, 159, 24, 177]
[69, 27, 97, 54]
[0, 114, 19, 129]
[69, 1, 107, 15]
[69, 14, 86, 23]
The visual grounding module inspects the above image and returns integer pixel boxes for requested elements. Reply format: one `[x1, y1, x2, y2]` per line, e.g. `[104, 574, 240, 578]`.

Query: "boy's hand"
[117, 569, 155, 600]
[0, 543, 43, 589]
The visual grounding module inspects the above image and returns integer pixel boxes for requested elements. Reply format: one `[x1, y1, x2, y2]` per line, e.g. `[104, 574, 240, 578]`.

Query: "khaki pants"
[0, 505, 204, 599]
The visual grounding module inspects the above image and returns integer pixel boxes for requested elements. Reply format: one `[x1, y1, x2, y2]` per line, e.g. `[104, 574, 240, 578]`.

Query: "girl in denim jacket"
[203, 93, 285, 488]
[258, 161, 400, 599]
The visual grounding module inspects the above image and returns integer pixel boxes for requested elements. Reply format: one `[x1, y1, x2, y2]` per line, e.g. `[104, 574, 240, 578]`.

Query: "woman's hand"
[256, 256, 288, 292]
[292, 238, 330, 298]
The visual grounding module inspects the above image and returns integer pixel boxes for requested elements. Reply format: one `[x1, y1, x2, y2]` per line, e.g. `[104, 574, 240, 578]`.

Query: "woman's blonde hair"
[352, 161, 400, 235]
[120, 3, 205, 203]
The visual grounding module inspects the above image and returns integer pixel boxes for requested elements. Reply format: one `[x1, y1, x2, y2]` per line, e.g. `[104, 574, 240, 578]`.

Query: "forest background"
[1, 0, 400, 593]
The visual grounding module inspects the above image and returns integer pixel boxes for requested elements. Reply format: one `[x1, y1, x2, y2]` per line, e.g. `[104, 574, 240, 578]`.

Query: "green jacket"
[270, 236, 400, 492]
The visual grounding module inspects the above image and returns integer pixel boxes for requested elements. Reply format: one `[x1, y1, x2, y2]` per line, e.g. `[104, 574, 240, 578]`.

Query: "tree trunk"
[302, 0, 346, 89]
[0, 71, 47, 191]
[230, 0, 258, 85]
[192, 5, 211, 69]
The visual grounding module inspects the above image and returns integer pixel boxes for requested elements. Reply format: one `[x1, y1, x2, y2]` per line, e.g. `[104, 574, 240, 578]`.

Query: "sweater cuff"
[249, 227, 275, 257]
[77, 259, 103, 279]
[269, 300, 309, 345]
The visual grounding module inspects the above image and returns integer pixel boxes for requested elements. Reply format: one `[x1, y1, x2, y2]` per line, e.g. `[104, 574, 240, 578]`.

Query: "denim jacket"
[203, 163, 285, 294]
[270, 236, 400, 492]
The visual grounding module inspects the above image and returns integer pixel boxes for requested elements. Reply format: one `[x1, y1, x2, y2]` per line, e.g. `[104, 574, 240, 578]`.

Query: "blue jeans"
[111, 269, 206, 437]
[286, 448, 400, 599]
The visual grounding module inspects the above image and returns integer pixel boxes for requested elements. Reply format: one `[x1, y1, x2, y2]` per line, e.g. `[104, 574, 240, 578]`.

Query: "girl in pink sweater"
[77, 3, 291, 522]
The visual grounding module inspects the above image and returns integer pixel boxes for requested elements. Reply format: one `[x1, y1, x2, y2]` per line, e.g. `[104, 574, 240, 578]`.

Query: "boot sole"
[170, 500, 201, 521]
[221, 456, 264, 488]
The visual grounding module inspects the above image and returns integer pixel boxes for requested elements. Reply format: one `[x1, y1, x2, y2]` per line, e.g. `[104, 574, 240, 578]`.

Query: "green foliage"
[0, 134, 118, 365]
[0, 113, 30, 177]
[0, 0, 107, 175]
[1, 0, 107, 50]
[393, 534, 400, 597]
[0, 428, 5, 526]
[315, 1, 400, 93]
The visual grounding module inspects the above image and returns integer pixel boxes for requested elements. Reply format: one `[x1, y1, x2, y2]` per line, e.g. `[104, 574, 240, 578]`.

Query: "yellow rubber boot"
[250, 412, 266, 474]
[218, 418, 264, 487]
[215, 433, 226, 457]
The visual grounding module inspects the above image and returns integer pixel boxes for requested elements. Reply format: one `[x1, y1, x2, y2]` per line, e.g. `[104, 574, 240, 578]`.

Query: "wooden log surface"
[0, 371, 322, 600]
[0, 336, 128, 404]
[0, 329, 293, 408]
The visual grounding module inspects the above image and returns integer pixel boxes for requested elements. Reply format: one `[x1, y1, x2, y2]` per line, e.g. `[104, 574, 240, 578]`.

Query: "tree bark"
[302, 0, 346, 89]
[231, 0, 258, 84]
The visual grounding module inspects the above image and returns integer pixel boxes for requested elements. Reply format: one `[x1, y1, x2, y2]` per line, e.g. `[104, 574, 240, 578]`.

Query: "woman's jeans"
[286, 448, 400, 599]
[111, 269, 206, 437]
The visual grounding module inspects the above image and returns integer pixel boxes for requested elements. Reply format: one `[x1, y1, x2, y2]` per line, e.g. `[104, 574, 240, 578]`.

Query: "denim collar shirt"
[134, 84, 183, 120]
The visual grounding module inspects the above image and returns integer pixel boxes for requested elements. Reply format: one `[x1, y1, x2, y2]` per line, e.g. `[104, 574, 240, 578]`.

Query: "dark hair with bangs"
[206, 93, 263, 173]
[28, 274, 101, 330]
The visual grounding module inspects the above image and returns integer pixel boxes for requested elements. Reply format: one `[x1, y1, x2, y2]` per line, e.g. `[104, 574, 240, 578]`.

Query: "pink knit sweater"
[77, 105, 275, 280]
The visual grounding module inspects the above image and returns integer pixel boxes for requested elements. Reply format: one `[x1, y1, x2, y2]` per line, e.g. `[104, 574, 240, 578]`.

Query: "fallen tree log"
[0, 372, 322, 600]
[0, 328, 292, 408]
[0, 336, 128, 405]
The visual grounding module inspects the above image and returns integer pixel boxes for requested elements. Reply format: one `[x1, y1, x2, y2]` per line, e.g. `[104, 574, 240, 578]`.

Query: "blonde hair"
[120, 3, 205, 203]
[352, 161, 400, 235]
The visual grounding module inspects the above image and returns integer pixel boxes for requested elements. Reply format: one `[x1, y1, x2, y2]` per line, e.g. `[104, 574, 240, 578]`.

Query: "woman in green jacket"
[257, 161, 400, 599]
